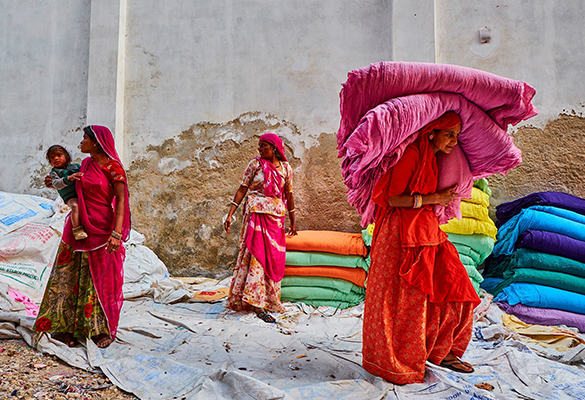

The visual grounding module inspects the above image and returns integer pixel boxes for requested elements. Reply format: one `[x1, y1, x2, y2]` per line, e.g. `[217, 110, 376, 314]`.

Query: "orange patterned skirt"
[362, 210, 474, 384]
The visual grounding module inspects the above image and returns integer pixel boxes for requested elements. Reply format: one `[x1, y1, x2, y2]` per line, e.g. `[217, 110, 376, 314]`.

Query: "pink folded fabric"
[338, 62, 538, 226]
[338, 61, 537, 151]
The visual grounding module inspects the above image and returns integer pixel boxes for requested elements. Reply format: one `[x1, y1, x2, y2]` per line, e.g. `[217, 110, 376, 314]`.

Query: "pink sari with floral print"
[227, 157, 291, 313]
[60, 125, 130, 340]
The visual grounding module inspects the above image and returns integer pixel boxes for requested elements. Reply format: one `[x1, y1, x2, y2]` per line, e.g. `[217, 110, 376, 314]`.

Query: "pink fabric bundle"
[338, 62, 538, 226]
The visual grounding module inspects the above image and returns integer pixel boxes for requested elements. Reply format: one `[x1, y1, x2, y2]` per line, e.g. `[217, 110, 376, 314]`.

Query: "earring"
[429, 135, 434, 140]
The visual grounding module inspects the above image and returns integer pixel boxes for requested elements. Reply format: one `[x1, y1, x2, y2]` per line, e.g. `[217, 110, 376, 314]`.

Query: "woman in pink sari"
[35, 125, 130, 348]
[223, 133, 297, 323]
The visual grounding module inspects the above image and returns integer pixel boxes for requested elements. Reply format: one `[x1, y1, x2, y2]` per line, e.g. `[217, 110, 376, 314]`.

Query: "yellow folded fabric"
[440, 216, 497, 239]
[467, 187, 490, 208]
[502, 313, 585, 352]
[460, 201, 490, 222]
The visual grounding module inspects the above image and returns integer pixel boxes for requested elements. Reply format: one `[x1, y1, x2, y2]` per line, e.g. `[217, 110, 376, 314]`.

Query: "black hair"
[45, 145, 72, 166]
[83, 125, 97, 141]
[272, 145, 284, 161]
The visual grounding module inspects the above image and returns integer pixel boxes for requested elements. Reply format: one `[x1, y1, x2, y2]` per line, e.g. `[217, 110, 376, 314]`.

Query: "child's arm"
[51, 170, 73, 190]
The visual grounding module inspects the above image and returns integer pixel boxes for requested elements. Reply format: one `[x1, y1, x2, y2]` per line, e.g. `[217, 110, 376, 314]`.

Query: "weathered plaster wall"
[127, 112, 361, 276]
[434, 0, 585, 218]
[488, 115, 585, 215]
[0, 1, 91, 195]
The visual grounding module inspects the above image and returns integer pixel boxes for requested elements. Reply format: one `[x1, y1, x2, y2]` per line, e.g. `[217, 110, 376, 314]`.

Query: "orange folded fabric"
[285, 230, 368, 257]
[284, 265, 367, 288]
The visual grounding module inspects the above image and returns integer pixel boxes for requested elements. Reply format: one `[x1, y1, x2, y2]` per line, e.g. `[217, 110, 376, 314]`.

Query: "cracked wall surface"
[127, 113, 361, 276]
[488, 114, 585, 219]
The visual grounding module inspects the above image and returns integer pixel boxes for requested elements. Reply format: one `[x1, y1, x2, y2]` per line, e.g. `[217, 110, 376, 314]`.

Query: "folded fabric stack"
[439, 179, 496, 294]
[482, 191, 585, 332]
[281, 230, 369, 309]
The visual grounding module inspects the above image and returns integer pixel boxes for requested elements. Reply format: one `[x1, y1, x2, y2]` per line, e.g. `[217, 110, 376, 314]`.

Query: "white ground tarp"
[1, 191, 585, 400]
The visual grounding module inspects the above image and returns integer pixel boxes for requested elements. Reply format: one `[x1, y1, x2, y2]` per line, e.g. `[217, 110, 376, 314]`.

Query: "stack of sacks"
[439, 179, 496, 294]
[281, 230, 369, 309]
[482, 192, 585, 332]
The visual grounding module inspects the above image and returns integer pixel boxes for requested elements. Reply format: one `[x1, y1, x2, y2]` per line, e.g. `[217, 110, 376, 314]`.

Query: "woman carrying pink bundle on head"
[223, 133, 297, 323]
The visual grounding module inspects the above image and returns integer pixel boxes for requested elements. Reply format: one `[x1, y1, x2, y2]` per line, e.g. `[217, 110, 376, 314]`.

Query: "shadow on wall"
[127, 112, 362, 277]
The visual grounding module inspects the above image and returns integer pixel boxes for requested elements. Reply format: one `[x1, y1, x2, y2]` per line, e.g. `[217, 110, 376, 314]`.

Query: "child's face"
[49, 150, 68, 168]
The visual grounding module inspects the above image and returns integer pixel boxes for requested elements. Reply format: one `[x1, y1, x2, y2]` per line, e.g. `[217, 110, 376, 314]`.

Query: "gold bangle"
[288, 209, 295, 213]
[111, 231, 122, 240]
[230, 201, 239, 208]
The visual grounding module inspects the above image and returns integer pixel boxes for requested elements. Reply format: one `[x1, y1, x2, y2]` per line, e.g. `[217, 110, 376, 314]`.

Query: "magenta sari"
[244, 157, 286, 282]
[61, 125, 130, 340]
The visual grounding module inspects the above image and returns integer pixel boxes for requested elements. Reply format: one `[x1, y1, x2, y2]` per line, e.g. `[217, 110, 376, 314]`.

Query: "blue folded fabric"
[493, 206, 585, 255]
[495, 191, 585, 228]
[494, 282, 585, 314]
[480, 277, 504, 293]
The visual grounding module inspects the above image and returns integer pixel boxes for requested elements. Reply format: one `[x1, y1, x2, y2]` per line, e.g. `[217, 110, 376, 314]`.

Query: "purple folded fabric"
[497, 301, 585, 332]
[496, 191, 585, 228]
[517, 230, 585, 264]
[338, 62, 537, 226]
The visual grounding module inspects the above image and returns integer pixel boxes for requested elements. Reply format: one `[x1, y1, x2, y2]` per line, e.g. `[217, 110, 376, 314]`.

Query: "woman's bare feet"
[93, 334, 112, 348]
[52, 332, 77, 347]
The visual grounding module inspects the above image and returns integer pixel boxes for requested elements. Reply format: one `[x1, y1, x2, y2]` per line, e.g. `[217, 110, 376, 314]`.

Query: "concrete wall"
[1, 0, 584, 276]
[435, 0, 585, 207]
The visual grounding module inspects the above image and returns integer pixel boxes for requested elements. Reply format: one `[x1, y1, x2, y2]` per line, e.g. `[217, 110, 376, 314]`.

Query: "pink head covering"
[88, 125, 125, 168]
[259, 133, 288, 162]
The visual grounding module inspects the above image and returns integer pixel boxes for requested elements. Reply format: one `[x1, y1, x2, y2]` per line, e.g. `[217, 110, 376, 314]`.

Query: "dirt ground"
[0, 339, 138, 400]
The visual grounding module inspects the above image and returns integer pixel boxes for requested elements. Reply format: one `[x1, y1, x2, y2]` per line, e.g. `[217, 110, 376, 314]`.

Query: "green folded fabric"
[286, 251, 369, 271]
[473, 178, 492, 197]
[280, 283, 365, 309]
[459, 254, 476, 267]
[464, 265, 483, 296]
[486, 248, 585, 279]
[491, 268, 585, 297]
[281, 276, 365, 295]
[447, 233, 495, 265]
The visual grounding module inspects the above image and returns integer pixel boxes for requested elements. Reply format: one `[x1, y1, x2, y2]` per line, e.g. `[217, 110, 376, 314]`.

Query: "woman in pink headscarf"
[224, 133, 297, 323]
[35, 125, 130, 348]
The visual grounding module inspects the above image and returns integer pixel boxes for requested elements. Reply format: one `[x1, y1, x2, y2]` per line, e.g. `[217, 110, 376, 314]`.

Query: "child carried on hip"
[45, 145, 88, 240]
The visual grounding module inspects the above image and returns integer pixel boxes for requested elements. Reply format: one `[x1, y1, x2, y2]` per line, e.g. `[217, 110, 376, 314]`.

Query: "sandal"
[93, 334, 112, 348]
[256, 310, 276, 323]
[440, 358, 474, 374]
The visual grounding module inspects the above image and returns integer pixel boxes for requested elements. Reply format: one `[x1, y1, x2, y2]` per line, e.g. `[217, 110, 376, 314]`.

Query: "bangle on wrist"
[230, 201, 239, 208]
[111, 231, 122, 240]
[288, 209, 295, 213]
[413, 194, 422, 209]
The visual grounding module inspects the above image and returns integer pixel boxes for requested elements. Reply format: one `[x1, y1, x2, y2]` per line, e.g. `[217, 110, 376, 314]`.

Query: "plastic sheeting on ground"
[2, 192, 585, 399]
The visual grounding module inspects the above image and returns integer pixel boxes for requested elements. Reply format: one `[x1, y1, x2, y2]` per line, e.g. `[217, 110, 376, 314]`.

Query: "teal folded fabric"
[286, 251, 369, 271]
[486, 248, 585, 279]
[473, 178, 492, 197]
[490, 268, 585, 297]
[281, 276, 365, 295]
[447, 233, 495, 265]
